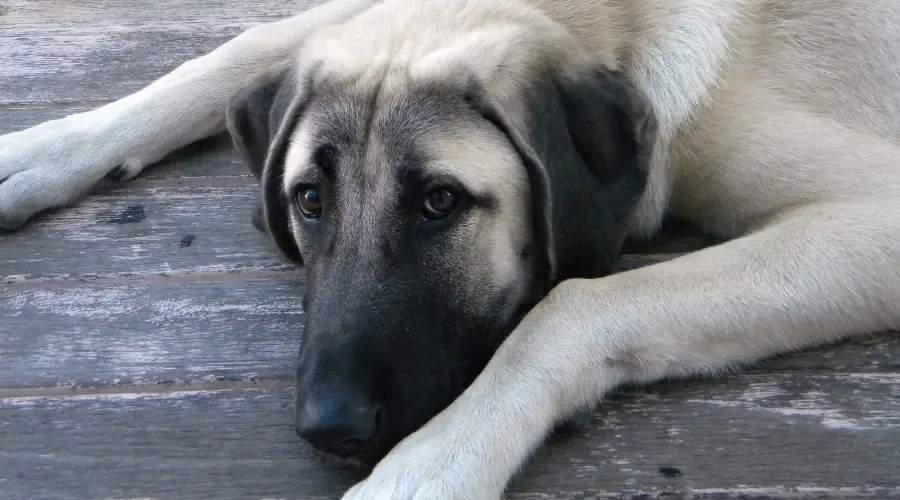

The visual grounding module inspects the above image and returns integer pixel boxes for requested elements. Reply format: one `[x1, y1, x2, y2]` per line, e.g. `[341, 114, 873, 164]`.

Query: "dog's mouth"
[301, 439, 379, 472]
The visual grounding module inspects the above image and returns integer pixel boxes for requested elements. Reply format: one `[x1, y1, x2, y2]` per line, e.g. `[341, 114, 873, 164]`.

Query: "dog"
[3, 0, 900, 498]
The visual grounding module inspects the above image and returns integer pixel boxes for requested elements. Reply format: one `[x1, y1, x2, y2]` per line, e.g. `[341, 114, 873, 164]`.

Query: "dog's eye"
[297, 187, 322, 219]
[422, 188, 458, 220]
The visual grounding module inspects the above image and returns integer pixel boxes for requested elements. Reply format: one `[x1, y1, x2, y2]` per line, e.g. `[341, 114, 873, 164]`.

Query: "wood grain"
[3, 374, 899, 500]
[0, 278, 305, 388]
[519, 371, 900, 497]
[1, 184, 280, 281]
[0, 0, 323, 105]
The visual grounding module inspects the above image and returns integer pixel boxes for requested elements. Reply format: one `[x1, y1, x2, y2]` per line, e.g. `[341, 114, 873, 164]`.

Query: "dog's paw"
[0, 120, 125, 229]
[341, 449, 499, 500]
[341, 409, 505, 500]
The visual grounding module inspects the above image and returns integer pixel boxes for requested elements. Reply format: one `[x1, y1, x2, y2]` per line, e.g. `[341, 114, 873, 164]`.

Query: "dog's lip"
[300, 438, 380, 471]
[296, 423, 395, 470]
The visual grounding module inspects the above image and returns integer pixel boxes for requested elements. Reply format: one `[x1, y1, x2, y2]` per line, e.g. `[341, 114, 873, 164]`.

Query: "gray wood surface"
[0, 0, 317, 104]
[0, 279, 304, 388]
[1, 184, 280, 280]
[3, 373, 900, 500]
[1, 1, 899, 499]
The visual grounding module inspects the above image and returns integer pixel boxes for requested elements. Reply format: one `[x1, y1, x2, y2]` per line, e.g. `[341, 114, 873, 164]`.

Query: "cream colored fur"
[2, 0, 900, 499]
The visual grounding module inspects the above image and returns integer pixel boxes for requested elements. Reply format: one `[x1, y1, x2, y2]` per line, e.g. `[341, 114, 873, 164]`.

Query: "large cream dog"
[2, 0, 900, 498]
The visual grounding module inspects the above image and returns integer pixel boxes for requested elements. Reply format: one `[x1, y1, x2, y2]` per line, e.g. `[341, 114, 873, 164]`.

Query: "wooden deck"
[1, 1, 899, 498]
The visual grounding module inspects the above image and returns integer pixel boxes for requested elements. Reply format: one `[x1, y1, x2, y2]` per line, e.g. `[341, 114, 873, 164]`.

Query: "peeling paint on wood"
[0, 280, 306, 387]
[683, 374, 900, 430]
[0, 0, 325, 104]
[513, 373, 900, 496]
[0, 378, 293, 400]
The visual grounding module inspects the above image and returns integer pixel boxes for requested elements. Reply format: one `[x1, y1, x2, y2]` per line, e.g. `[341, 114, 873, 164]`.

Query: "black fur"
[225, 66, 308, 264]
[466, 65, 657, 289]
[226, 66, 295, 180]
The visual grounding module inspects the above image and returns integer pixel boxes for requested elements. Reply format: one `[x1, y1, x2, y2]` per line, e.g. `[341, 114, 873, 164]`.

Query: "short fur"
[2, 0, 899, 498]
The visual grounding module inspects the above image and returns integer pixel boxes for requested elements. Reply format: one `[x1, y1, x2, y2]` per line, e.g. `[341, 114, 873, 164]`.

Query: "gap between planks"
[3, 266, 302, 287]
[0, 378, 293, 400]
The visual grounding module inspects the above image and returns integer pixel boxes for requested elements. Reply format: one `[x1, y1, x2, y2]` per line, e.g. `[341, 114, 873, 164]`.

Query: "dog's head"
[225, 10, 656, 466]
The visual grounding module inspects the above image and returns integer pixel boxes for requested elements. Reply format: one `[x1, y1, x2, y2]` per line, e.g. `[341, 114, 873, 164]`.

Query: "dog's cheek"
[470, 209, 535, 321]
[289, 215, 319, 264]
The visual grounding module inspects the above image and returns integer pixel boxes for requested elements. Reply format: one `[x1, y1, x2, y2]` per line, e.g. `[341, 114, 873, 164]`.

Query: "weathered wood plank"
[2, 373, 899, 500]
[0, 388, 356, 500]
[0, 26, 239, 104]
[520, 371, 900, 498]
[0, 184, 279, 281]
[2, 0, 315, 25]
[0, 279, 305, 388]
[0, 0, 322, 104]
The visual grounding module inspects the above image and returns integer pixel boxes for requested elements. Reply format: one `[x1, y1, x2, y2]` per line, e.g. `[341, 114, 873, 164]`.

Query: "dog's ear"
[467, 65, 656, 287]
[226, 67, 308, 265]
[226, 67, 297, 181]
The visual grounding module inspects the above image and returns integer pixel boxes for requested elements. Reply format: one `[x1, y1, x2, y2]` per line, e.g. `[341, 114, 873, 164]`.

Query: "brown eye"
[422, 188, 458, 220]
[297, 187, 322, 219]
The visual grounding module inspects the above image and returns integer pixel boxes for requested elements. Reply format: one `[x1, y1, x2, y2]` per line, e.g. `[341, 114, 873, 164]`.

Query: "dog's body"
[3, 0, 900, 498]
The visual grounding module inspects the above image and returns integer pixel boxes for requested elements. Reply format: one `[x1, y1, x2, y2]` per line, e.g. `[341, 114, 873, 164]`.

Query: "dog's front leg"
[0, 0, 377, 230]
[343, 199, 900, 500]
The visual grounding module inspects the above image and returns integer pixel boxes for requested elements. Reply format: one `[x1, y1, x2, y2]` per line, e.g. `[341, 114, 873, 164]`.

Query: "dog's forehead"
[284, 71, 474, 191]
[322, 72, 462, 151]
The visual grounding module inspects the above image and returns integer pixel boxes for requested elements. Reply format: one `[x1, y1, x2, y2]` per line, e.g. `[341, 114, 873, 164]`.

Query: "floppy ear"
[225, 66, 308, 265]
[467, 65, 657, 288]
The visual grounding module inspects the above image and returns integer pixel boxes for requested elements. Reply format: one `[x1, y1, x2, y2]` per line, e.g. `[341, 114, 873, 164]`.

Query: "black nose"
[295, 393, 382, 457]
